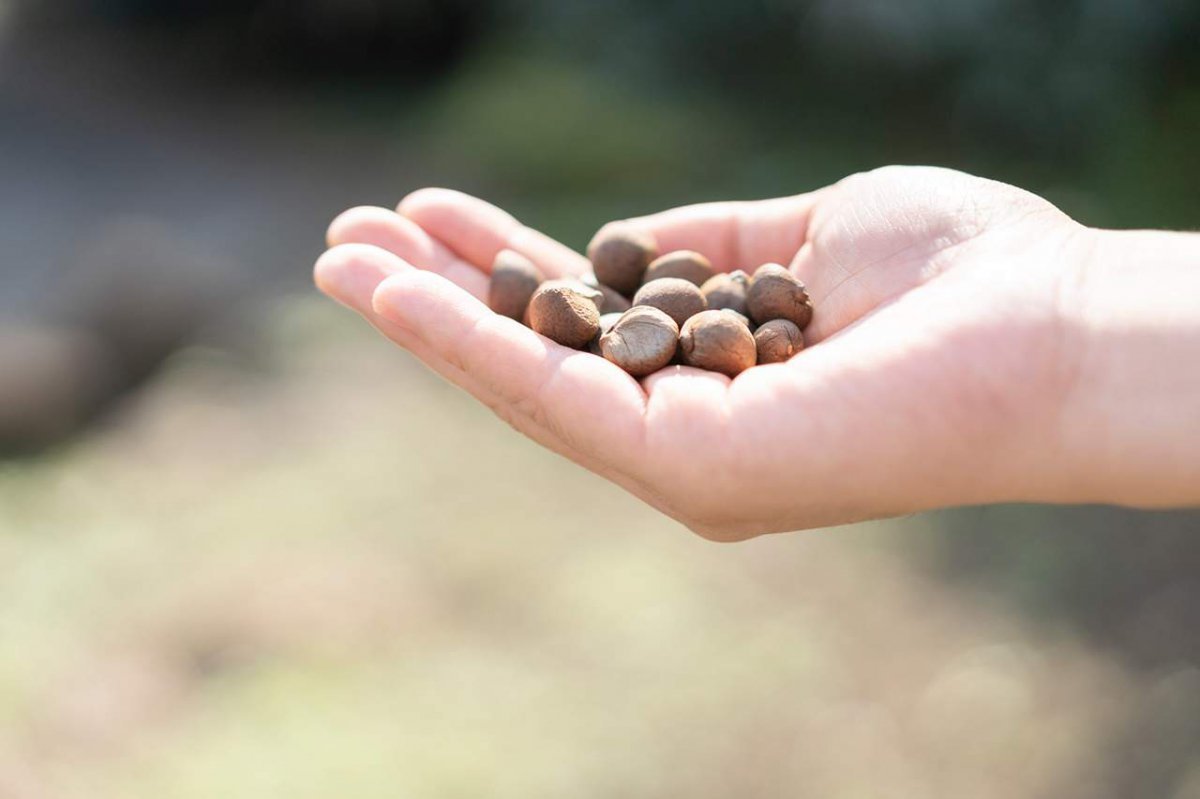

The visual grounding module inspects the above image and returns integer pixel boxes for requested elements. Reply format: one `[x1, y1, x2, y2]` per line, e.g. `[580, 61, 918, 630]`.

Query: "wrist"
[1053, 226, 1200, 507]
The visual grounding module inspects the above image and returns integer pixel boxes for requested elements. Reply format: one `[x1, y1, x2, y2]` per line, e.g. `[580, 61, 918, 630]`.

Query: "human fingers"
[371, 268, 651, 476]
[598, 190, 827, 273]
[398, 188, 590, 279]
[326, 206, 488, 300]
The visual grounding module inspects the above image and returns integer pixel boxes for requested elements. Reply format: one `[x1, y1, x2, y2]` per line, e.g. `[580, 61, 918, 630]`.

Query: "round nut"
[599, 286, 632, 314]
[754, 319, 804, 364]
[643, 250, 715, 287]
[700, 270, 750, 316]
[599, 306, 679, 377]
[488, 249, 545, 321]
[632, 277, 707, 328]
[528, 281, 602, 349]
[587, 225, 657, 297]
[746, 263, 813, 329]
[679, 310, 757, 376]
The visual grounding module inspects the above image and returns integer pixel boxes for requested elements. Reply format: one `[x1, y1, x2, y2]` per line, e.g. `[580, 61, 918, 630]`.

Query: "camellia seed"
[581, 272, 633, 314]
[632, 277, 707, 328]
[587, 225, 657, 297]
[746, 263, 813, 329]
[488, 249, 545, 321]
[599, 306, 679, 377]
[679, 310, 757, 377]
[700, 270, 750, 316]
[528, 280, 602, 349]
[643, 250, 715, 287]
[754, 318, 804, 364]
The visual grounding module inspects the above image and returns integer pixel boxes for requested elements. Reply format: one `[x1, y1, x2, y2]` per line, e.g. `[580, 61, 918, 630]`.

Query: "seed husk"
[643, 250, 715, 287]
[632, 277, 707, 328]
[587, 225, 657, 297]
[679, 310, 757, 377]
[488, 249, 545, 321]
[599, 306, 679, 377]
[754, 318, 804, 364]
[746, 263, 813, 329]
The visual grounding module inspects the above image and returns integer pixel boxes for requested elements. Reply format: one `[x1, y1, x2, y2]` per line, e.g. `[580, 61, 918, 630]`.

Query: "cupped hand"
[314, 166, 1095, 540]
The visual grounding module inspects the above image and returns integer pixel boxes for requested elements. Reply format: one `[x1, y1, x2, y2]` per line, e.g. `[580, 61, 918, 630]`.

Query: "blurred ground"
[1, 302, 1197, 798]
[1, 2, 1198, 795]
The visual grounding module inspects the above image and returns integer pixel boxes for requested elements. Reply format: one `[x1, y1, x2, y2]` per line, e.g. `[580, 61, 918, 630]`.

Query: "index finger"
[371, 269, 651, 476]
[599, 190, 828, 273]
[398, 188, 590, 280]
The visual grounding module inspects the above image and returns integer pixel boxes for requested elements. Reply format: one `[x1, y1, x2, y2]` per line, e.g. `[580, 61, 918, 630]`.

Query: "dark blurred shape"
[57, 217, 244, 384]
[0, 0, 497, 455]
[0, 219, 243, 455]
[19, 0, 491, 81]
[931, 505, 1200, 668]
[0, 323, 116, 453]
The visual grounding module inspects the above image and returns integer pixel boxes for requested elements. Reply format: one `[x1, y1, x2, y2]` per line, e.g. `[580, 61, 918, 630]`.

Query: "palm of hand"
[316, 166, 1086, 539]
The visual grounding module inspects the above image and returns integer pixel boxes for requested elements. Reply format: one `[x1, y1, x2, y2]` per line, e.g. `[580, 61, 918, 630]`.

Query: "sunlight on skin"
[316, 166, 1196, 539]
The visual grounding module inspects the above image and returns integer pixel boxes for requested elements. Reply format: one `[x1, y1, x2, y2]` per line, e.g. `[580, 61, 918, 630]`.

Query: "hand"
[313, 166, 1102, 539]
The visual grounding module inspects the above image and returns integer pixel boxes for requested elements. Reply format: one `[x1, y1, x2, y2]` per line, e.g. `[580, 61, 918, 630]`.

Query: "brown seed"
[546, 278, 604, 305]
[679, 310, 757, 377]
[599, 306, 679, 377]
[587, 225, 657, 297]
[488, 249, 545, 321]
[720, 308, 754, 331]
[632, 277, 707, 328]
[746, 263, 813, 329]
[524, 278, 600, 327]
[700, 270, 750, 316]
[754, 319, 804, 364]
[581, 272, 632, 314]
[528, 281, 602, 349]
[643, 250, 715, 287]
[587, 312, 625, 355]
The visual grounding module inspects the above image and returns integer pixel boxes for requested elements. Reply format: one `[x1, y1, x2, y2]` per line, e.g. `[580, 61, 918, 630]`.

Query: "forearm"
[1058, 227, 1200, 507]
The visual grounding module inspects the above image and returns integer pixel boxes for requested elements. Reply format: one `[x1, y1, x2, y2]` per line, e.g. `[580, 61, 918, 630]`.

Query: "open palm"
[315, 166, 1091, 539]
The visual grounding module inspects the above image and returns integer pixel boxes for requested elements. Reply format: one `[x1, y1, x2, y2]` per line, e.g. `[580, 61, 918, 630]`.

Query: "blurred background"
[1, 0, 1199, 795]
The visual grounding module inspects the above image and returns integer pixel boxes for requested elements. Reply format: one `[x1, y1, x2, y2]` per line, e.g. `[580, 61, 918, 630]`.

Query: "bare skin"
[314, 166, 1200, 541]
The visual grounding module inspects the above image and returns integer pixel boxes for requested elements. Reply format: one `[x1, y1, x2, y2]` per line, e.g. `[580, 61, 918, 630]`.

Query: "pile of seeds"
[487, 224, 812, 378]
